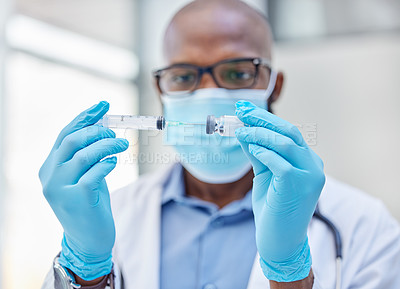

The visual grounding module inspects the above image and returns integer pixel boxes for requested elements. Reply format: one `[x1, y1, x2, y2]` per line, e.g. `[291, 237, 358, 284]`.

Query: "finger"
[237, 137, 267, 176]
[248, 143, 293, 181]
[236, 126, 307, 169]
[252, 171, 273, 218]
[78, 156, 117, 206]
[235, 100, 305, 147]
[236, 138, 273, 213]
[310, 148, 324, 170]
[52, 101, 110, 151]
[56, 125, 116, 164]
[66, 138, 129, 181]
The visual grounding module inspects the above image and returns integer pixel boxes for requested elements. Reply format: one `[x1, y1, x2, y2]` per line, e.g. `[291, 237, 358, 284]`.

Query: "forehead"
[163, 6, 271, 65]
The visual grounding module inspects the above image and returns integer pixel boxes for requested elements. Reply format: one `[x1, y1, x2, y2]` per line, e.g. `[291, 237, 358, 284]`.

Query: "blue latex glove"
[39, 101, 129, 280]
[235, 100, 325, 282]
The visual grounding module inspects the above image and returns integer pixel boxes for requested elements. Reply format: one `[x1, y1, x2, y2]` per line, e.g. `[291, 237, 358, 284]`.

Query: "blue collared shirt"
[160, 164, 257, 289]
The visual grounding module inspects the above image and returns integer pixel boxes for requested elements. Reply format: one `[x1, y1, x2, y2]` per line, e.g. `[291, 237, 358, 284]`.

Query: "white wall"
[135, 1, 400, 222]
[273, 33, 400, 221]
[2, 52, 137, 289]
[0, 0, 11, 286]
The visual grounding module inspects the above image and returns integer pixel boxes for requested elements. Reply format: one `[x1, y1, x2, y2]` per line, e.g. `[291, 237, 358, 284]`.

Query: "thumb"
[236, 136, 266, 175]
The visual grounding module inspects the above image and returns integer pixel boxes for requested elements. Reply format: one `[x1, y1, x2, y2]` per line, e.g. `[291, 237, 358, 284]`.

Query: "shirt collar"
[161, 163, 253, 213]
[161, 163, 186, 205]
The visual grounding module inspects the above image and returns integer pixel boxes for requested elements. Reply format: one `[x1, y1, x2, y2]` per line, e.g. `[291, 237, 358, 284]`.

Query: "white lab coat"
[42, 163, 400, 289]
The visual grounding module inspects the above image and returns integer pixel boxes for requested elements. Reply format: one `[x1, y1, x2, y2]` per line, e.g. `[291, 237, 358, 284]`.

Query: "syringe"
[97, 114, 245, 137]
[97, 115, 186, 130]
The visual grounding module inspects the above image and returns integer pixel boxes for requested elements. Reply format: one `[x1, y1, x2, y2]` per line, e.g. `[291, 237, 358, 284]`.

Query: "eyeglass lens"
[159, 59, 270, 95]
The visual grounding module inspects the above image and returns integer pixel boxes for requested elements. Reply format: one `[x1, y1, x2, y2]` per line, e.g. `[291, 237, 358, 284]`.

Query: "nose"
[197, 71, 219, 89]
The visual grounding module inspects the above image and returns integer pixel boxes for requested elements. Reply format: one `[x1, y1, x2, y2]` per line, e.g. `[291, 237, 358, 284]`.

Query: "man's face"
[161, 4, 273, 92]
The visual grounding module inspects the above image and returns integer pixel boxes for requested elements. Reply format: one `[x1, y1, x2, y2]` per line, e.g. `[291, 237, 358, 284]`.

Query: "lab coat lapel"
[112, 165, 171, 289]
[131, 180, 163, 289]
[247, 253, 270, 289]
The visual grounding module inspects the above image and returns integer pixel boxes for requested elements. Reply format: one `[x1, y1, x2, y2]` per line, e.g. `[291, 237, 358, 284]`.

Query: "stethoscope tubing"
[313, 205, 343, 289]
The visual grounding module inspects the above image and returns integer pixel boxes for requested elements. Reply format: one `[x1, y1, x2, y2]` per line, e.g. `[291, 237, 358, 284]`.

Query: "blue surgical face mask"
[162, 87, 272, 184]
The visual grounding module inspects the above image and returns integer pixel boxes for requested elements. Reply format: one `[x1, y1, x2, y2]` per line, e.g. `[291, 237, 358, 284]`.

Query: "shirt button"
[203, 284, 217, 289]
[212, 219, 225, 227]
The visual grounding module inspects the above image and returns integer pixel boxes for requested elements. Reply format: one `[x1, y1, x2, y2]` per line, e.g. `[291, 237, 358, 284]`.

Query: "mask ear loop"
[265, 69, 278, 99]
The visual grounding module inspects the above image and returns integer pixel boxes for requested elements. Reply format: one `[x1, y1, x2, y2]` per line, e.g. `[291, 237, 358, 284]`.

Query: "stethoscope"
[313, 205, 343, 289]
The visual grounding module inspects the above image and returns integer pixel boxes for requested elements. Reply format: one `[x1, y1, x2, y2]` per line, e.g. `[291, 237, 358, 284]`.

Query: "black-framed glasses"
[153, 57, 272, 96]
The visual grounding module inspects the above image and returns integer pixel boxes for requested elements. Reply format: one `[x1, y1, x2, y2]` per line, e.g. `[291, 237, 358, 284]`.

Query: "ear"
[267, 71, 284, 112]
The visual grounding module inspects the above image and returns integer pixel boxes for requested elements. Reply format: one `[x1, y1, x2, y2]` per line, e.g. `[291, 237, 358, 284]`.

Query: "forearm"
[269, 268, 314, 289]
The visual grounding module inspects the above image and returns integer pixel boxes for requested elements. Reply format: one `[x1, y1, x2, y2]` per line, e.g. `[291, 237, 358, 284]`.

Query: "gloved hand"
[39, 101, 129, 280]
[235, 100, 325, 282]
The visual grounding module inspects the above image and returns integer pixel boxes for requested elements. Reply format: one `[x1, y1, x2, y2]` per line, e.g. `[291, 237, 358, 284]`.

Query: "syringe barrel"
[98, 115, 165, 130]
[206, 115, 244, 137]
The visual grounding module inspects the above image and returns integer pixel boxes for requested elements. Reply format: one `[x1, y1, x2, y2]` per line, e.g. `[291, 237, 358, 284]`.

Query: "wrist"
[59, 235, 113, 281]
[260, 239, 312, 282]
[53, 255, 115, 289]
[73, 273, 105, 287]
[72, 270, 114, 289]
[269, 268, 314, 289]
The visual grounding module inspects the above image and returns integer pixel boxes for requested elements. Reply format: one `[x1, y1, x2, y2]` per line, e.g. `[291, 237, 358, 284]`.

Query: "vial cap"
[206, 115, 216, 135]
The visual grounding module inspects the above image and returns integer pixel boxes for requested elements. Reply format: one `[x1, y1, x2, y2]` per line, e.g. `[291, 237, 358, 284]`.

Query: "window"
[2, 15, 138, 289]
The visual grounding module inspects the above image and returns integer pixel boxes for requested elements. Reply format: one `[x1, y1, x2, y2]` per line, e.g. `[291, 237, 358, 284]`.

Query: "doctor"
[40, 0, 400, 289]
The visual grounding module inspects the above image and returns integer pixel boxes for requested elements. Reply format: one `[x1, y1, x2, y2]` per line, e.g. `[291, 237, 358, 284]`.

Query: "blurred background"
[0, 0, 399, 288]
